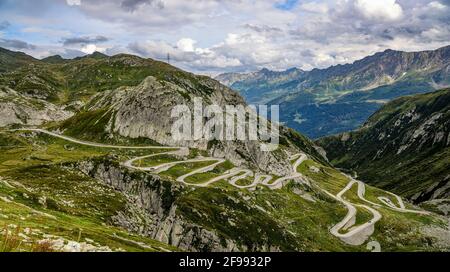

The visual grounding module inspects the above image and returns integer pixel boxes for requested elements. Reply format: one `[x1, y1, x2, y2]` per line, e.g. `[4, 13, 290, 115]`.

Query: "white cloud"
[421, 26, 450, 41]
[81, 44, 105, 54]
[176, 38, 196, 52]
[2, 0, 450, 73]
[353, 0, 403, 21]
[127, 38, 242, 71]
[427, 1, 447, 10]
[66, 0, 81, 6]
[300, 2, 329, 14]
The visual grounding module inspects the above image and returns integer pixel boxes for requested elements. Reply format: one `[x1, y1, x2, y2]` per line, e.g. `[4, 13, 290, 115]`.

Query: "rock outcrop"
[79, 76, 303, 176]
[0, 87, 73, 127]
[77, 159, 247, 252]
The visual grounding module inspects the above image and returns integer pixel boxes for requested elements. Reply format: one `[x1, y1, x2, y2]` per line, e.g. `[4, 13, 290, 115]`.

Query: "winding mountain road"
[15, 129, 429, 246]
[324, 176, 428, 245]
[17, 129, 306, 189]
[324, 180, 382, 246]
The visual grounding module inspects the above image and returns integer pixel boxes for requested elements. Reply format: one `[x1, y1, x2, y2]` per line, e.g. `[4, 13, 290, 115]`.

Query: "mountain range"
[216, 45, 450, 138]
[0, 47, 449, 252]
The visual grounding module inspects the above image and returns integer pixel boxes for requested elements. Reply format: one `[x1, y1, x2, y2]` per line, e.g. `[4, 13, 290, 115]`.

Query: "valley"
[1, 126, 447, 252]
[317, 89, 450, 207]
[0, 47, 449, 252]
[217, 46, 450, 139]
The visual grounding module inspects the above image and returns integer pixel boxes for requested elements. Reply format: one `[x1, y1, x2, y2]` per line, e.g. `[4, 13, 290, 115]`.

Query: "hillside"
[1, 48, 449, 252]
[317, 89, 450, 204]
[217, 45, 450, 138]
[0, 47, 39, 73]
[0, 49, 325, 175]
[41, 55, 68, 64]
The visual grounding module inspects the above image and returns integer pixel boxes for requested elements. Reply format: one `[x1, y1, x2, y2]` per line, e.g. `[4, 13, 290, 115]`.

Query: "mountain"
[0, 47, 39, 73]
[41, 55, 68, 64]
[317, 89, 450, 205]
[214, 71, 255, 86]
[73, 51, 108, 61]
[1, 47, 449, 252]
[53, 65, 325, 176]
[216, 67, 305, 105]
[216, 45, 450, 138]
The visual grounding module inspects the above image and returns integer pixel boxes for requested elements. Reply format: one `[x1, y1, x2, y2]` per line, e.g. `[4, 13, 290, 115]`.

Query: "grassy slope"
[296, 159, 446, 251]
[0, 129, 351, 251]
[317, 89, 450, 201]
[0, 52, 217, 106]
[173, 155, 448, 252]
[0, 130, 176, 252]
[0, 47, 39, 74]
[0, 128, 447, 251]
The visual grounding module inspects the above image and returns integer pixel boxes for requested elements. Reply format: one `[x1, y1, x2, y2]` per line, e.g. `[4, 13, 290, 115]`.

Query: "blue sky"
[275, 0, 299, 10]
[0, 0, 449, 74]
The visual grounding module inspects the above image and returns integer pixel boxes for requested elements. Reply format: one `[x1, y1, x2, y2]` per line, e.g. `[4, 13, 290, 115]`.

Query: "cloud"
[0, 21, 10, 31]
[0, 38, 36, 50]
[22, 27, 71, 37]
[421, 25, 450, 42]
[66, 0, 81, 6]
[1, 0, 449, 73]
[176, 38, 196, 52]
[120, 0, 164, 11]
[428, 1, 447, 10]
[243, 24, 282, 34]
[61, 35, 109, 46]
[299, 2, 329, 14]
[353, 0, 403, 21]
[80, 44, 105, 54]
[64, 0, 216, 30]
[127, 38, 243, 72]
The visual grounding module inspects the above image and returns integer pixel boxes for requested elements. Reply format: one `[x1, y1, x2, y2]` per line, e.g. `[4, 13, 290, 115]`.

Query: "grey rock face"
[87, 76, 297, 176]
[0, 87, 73, 127]
[77, 160, 243, 252]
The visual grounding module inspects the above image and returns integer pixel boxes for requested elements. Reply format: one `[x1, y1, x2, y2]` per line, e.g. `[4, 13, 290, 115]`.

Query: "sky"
[0, 0, 449, 74]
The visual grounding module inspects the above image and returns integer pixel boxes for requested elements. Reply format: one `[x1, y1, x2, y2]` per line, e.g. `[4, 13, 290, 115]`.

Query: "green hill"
[0, 47, 39, 73]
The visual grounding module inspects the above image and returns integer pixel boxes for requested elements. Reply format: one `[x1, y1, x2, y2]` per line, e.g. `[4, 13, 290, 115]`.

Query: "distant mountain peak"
[87, 51, 108, 59]
[216, 44, 450, 138]
[257, 67, 303, 74]
[286, 67, 302, 72]
[41, 54, 67, 64]
[73, 51, 109, 61]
